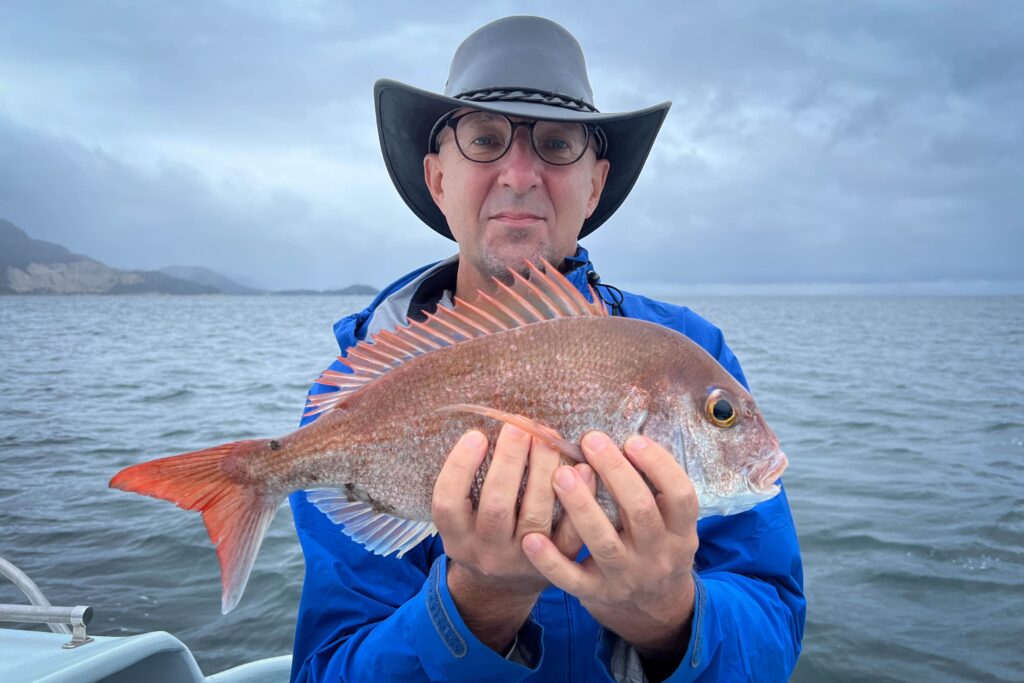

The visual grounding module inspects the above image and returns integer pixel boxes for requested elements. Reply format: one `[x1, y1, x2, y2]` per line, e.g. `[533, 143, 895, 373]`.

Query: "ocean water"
[1, 294, 1021, 682]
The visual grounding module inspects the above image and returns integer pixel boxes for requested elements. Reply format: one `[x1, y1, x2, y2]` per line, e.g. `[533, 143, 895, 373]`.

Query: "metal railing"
[0, 556, 94, 648]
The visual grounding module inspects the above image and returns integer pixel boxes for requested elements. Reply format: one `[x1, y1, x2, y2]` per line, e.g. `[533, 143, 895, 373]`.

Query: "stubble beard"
[477, 229, 562, 284]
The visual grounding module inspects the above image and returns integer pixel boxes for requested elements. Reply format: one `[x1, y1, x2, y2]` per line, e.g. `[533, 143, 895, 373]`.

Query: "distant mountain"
[1, 218, 381, 296]
[1, 218, 83, 269]
[222, 270, 267, 291]
[159, 265, 263, 295]
[273, 284, 379, 296]
[330, 284, 379, 295]
[1, 219, 216, 295]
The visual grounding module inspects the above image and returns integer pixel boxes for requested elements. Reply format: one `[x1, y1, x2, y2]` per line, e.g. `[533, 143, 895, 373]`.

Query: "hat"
[374, 16, 671, 241]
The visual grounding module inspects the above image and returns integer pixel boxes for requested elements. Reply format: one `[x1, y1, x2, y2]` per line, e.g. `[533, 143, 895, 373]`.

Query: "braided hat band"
[456, 88, 600, 113]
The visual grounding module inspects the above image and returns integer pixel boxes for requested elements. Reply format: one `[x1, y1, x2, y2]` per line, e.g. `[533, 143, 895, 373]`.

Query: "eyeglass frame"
[428, 110, 608, 166]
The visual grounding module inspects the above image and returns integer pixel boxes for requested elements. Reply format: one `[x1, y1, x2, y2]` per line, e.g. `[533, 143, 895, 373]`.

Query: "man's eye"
[540, 137, 571, 150]
[471, 135, 501, 147]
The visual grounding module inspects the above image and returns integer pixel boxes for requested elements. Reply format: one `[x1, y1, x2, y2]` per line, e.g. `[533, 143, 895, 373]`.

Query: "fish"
[109, 260, 787, 614]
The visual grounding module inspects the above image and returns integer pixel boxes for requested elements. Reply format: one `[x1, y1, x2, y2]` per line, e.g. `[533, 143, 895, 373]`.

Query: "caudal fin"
[109, 439, 280, 614]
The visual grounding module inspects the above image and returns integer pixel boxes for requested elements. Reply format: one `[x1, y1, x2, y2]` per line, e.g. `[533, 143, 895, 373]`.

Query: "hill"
[1, 219, 380, 296]
[159, 265, 263, 295]
[0, 219, 216, 295]
[272, 284, 379, 296]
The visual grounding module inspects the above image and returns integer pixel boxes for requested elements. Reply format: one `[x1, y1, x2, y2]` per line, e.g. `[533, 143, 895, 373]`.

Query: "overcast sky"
[1, 1, 1021, 292]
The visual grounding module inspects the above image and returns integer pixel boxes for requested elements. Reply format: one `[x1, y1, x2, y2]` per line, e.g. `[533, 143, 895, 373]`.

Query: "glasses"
[431, 111, 606, 166]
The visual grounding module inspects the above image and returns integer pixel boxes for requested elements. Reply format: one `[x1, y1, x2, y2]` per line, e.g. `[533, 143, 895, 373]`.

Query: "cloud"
[0, 0, 1021, 290]
[0, 115, 452, 290]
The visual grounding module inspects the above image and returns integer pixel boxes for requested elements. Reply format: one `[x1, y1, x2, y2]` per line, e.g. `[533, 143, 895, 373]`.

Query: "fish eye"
[705, 390, 737, 428]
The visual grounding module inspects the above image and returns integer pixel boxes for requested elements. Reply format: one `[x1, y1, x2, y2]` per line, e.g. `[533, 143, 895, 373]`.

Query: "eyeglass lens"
[454, 112, 589, 165]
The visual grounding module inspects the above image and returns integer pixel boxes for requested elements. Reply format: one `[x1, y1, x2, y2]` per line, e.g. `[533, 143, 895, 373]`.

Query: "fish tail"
[109, 439, 281, 614]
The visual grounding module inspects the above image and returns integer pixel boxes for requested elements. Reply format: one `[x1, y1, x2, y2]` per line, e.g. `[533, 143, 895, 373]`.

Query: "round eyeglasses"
[430, 111, 606, 166]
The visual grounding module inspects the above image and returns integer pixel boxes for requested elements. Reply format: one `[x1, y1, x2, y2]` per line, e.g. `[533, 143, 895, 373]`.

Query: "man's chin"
[479, 243, 558, 280]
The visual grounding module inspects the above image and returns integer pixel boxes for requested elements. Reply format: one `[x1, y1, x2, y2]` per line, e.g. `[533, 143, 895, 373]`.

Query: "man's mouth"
[492, 212, 543, 226]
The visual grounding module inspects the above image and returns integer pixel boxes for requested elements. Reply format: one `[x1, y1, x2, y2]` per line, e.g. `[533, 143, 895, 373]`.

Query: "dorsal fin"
[305, 260, 605, 418]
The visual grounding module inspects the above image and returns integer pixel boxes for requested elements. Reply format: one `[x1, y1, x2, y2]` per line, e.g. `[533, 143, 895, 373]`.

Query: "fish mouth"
[747, 451, 789, 492]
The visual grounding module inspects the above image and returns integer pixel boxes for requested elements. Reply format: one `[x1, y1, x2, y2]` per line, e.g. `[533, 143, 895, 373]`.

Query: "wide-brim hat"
[375, 16, 671, 241]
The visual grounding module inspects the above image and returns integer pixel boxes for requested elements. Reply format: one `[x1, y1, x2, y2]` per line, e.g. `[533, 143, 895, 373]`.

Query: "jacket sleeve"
[661, 331, 806, 682]
[289, 360, 546, 683]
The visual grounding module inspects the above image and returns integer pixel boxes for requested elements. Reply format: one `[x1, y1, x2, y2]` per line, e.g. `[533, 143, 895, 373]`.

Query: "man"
[290, 16, 804, 682]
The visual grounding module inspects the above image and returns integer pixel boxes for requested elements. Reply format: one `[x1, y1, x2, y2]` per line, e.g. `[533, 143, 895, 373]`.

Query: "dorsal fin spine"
[510, 267, 562, 318]
[412, 318, 455, 345]
[312, 376, 364, 389]
[452, 297, 505, 332]
[359, 344, 401, 366]
[588, 285, 606, 315]
[444, 305, 492, 336]
[479, 290, 528, 326]
[516, 275, 561, 318]
[398, 326, 438, 353]
[378, 330, 419, 358]
[317, 370, 342, 382]
[369, 338, 410, 362]
[348, 358, 383, 374]
[348, 349, 391, 371]
[528, 261, 597, 316]
[425, 309, 472, 340]
[382, 327, 430, 356]
[496, 278, 544, 321]
[537, 263, 583, 315]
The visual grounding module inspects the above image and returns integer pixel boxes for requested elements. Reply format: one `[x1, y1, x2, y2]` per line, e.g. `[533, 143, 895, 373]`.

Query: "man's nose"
[496, 128, 543, 192]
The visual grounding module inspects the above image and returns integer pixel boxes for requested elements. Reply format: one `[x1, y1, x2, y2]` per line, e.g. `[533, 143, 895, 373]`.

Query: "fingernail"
[625, 435, 647, 453]
[583, 432, 608, 450]
[503, 424, 527, 441]
[462, 431, 485, 448]
[555, 467, 577, 491]
[523, 535, 543, 553]
[580, 465, 595, 484]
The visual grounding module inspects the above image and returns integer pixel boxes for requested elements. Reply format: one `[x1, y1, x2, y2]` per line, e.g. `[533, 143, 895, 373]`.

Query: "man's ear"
[585, 158, 611, 218]
[424, 153, 444, 211]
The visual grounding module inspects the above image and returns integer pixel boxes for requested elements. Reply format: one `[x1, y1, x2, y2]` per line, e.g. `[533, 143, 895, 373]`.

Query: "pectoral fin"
[435, 404, 584, 463]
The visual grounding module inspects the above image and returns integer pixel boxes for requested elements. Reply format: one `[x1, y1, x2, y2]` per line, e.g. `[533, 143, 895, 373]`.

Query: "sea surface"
[1, 294, 1021, 682]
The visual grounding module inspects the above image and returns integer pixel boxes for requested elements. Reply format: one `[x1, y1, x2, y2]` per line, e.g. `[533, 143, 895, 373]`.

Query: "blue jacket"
[289, 248, 805, 682]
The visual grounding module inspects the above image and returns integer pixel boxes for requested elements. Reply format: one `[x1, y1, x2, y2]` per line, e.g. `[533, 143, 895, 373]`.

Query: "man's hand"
[432, 424, 595, 653]
[521, 432, 699, 670]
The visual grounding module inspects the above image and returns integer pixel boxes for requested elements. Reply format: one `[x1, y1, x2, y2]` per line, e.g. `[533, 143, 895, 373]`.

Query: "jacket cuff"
[598, 570, 708, 683]
[408, 555, 544, 681]
[665, 570, 708, 681]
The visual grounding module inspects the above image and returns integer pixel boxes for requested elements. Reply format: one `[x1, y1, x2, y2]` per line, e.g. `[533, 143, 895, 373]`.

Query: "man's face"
[424, 108, 610, 291]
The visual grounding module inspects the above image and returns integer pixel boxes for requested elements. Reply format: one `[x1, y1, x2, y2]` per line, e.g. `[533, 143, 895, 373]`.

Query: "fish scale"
[110, 260, 787, 613]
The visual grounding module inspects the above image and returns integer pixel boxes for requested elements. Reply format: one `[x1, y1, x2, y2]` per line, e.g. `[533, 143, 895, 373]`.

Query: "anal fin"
[305, 489, 437, 558]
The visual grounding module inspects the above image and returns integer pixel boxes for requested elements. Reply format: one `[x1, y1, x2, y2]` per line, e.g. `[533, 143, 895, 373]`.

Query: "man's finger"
[516, 437, 562, 537]
[551, 463, 595, 557]
[581, 432, 666, 544]
[522, 532, 598, 598]
[432, 430, 488, 539]
[475, 423, 531, 543]
[552, 466, 629, 576]
[623, 435, 698, 534]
